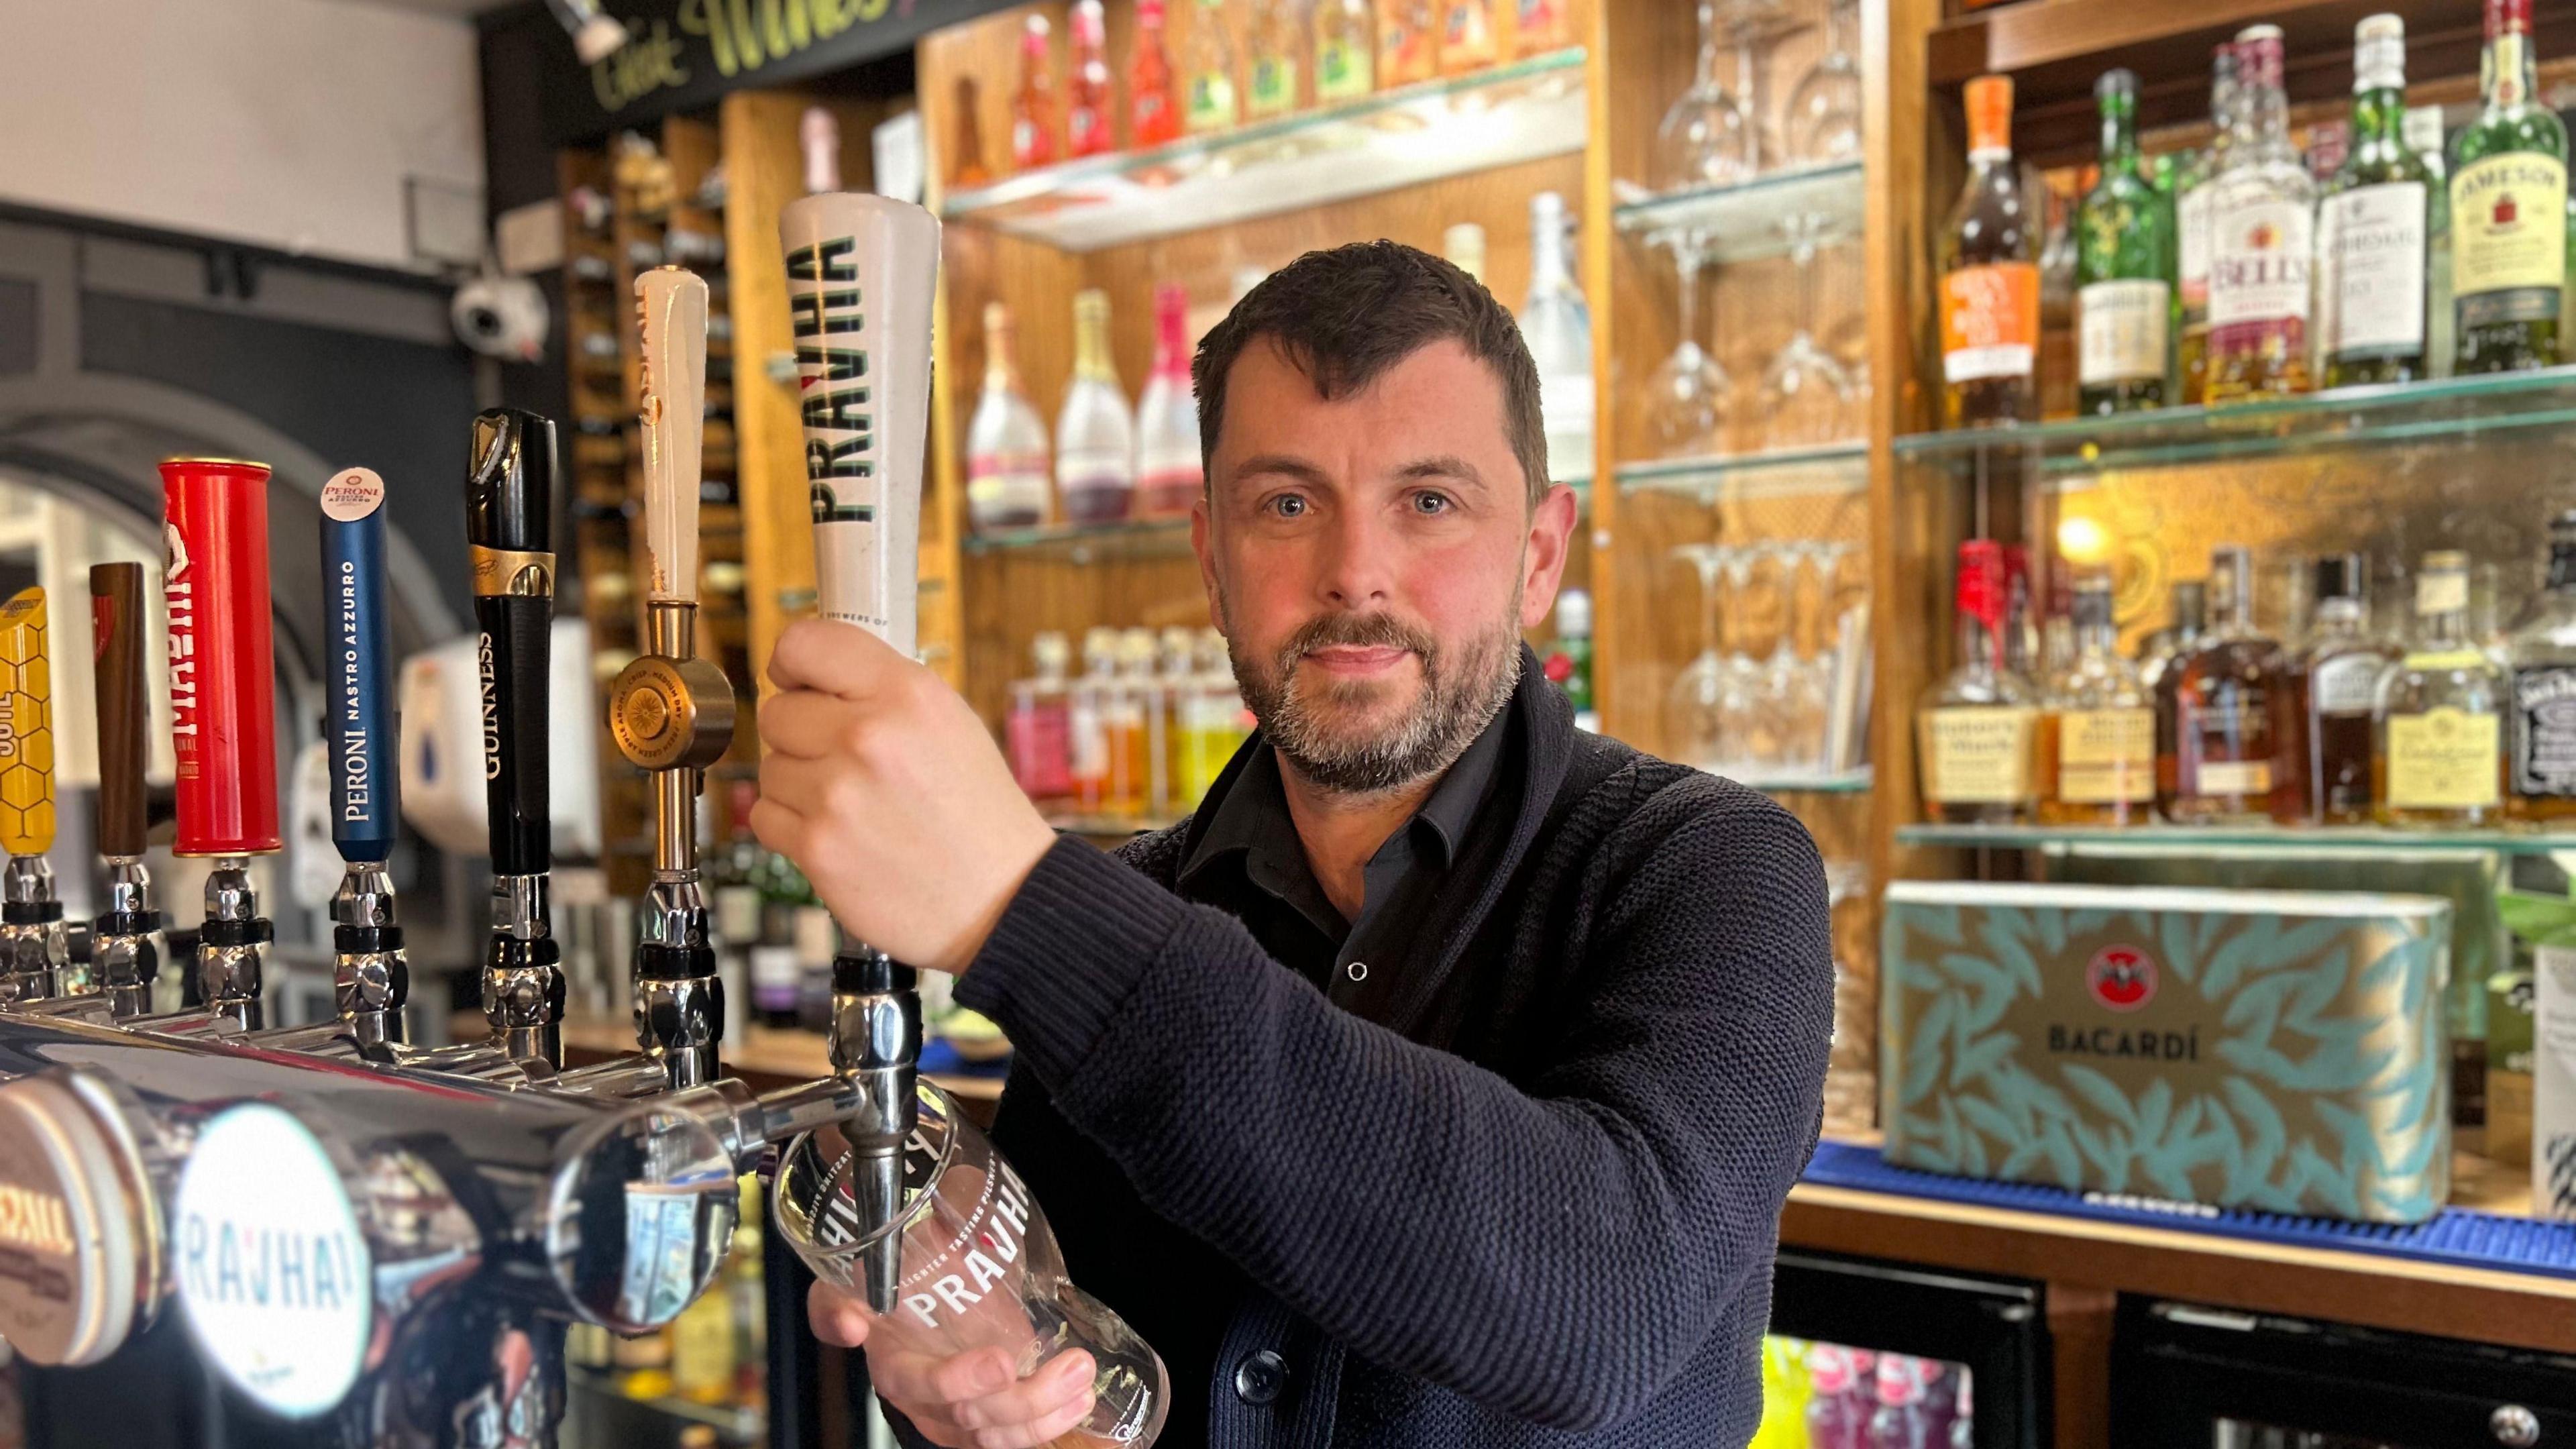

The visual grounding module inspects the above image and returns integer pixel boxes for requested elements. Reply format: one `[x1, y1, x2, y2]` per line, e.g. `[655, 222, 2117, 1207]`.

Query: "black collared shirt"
[1174, 704, 1508, 1018]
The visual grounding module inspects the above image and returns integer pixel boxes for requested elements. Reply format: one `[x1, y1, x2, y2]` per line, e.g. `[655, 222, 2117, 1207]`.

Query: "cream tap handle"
[635, 264, 709, 605]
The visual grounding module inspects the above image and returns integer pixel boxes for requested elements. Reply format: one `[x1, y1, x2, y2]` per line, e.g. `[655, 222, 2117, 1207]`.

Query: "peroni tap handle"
[466, 409, 557, 878]
[320, 468, 400, 864]
[0, 588, 54, 860]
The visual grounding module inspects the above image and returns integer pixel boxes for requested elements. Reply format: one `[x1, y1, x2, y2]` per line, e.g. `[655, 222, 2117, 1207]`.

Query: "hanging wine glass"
[1646, 227, 1731, 458]
[1655, 1, 1756, 189]
[1667, 542, 1735, 770]
[1784, 0, 1864, 166]
[1717, 0, 1809, 175]
[1758, 212, 1860, 449]
[1713, 543, 1769, 771]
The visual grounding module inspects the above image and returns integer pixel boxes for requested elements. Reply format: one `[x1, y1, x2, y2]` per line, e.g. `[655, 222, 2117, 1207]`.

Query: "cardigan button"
[1234, 1349, 1287, 1406]
[1345, 960, 1368, 982]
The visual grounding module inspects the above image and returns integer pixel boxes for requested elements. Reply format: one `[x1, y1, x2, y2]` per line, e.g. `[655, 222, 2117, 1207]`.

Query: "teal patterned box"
[1882, 881, 2455, 1224]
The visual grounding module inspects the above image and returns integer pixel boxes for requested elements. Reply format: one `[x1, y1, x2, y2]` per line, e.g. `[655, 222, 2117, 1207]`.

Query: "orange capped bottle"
[1937, 75, 2039, 427]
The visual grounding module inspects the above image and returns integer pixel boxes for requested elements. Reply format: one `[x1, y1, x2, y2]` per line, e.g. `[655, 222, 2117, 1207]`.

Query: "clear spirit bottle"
[2508, 511, 2576, 822]
[1520, 193, 1595, 485]
[2176, 44, 2240, 405]
[2206, 25, 2316, 403]
[1056, 289, 1136, 526]
[2377, 549, 2508, 827]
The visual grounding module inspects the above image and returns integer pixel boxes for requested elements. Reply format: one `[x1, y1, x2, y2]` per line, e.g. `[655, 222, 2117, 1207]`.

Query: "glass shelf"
[1734, 767, 1874, 794]
[943, 50, 1588, 251]
[1897, 821, 2576, 857]
[1047, 812, 1181, 837]
[1617, 442, 1867, 500]
[961, 517, 1194, 561]
[1893, 366, 2576, 477]
[569, 1368, 763, 1442]
[1610, 161, 1866, 265]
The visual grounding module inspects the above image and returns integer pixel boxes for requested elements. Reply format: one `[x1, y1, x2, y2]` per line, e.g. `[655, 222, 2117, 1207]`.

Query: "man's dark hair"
[1191, 240, 1550, 508]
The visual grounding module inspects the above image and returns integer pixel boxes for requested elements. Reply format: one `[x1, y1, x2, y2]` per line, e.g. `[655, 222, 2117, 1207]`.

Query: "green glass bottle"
[2323, 14, 2435, 386]
[2076, 68, 2176, 413]
[2451, 0, 2567, 374]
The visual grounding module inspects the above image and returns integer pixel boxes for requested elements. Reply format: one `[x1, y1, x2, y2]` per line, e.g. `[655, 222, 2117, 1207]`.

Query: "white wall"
[0, 0, 483, 272]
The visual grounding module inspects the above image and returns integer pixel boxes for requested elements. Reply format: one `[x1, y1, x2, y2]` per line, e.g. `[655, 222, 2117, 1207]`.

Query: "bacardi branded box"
[1881, 881, 2453, 1223]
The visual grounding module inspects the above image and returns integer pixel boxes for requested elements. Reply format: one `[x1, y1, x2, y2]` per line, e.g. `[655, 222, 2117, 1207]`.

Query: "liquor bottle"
[2176, 44, 2242, 405]
[1444, 221, 1488, 282]
[2206, 25, 2316, 403]
[1070, 627, 1118, 815]
[949, 75, 991, 189]
[710, 781, 765, 1042]
[2076, 69, 2176, 414]
[1247, 0, 1302, 120]
[2139, 579, 2207, 690]
[1521, 192, 1595, 484]
[1135, 283, 1204, 517]
[1938, 76, 2039, 428]
[1314, 0, 1375, 102]
[1185, 0, 1242, 134]
[2451, 0, 2567, 374]
[2280, 554, 2399, 824]
[2159, 545, 2284, 824]
[1515, 0, 1570, 56]
[2509, 511, 2576, 820]
[1131, 0, 1184, 147]
[1057, 289, 1137, 525]
[1917, 539, 2040, 824]
[965, 303, 1052, 532]
[748, 848, 805, 1030]
[1007, 631, 1077, 809]
[1067, 0, 1116, 158]
[2037, 574, 2155, 824]
[2323, 15, 2434, 387]
[2378, 549, 2508, 826]
[1010, 13, 1059, 172]
[1110, 627, 1167, 817]
[2407, 105, 2457, 376]
[1378, 0, 1436, 87]
[669, 1260, 737, 1403]
[1441, 0, 1499, 74]
[1550, 587, 1597, 733]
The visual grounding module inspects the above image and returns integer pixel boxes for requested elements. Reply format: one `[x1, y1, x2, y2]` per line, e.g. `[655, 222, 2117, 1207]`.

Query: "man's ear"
[1519, 482, 1580, 631]
[1192, 493, 1224, 633]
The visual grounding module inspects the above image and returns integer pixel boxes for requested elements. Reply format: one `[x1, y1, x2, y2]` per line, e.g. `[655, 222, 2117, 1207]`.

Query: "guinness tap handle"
[466, 410, 557, 879]
[321, 469, 400, 864]
[635, 265, 708, 607]
[90, 565, 149, 859]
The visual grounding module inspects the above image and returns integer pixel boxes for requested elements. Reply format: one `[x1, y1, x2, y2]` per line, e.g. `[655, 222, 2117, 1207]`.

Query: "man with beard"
[753, 241, 1833, 1449]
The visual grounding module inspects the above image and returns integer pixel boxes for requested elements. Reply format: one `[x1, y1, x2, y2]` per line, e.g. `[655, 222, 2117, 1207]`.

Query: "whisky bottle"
[2139, 578, 2207, 692]
[2451, 0, 2567, 373]
[2279, 553, 2399, 824]
[2159, 545, 2285, 824]
[2322, 14, 2435, 386]
[2038, 574, 2155, 824]
[1938, 76, 2039, 428]
[2176, 44, 2241, 405]
[2076, 70, 2176, 414]
[2206, 26, 2316, 403]
[2379, 550, 2508, 827]
[2508, 511, 2576, 822]
[1917, 539, 2041, 824]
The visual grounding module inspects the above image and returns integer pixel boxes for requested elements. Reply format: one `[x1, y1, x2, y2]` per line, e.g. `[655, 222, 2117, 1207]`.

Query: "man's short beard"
[1226, 598, 1523, 797]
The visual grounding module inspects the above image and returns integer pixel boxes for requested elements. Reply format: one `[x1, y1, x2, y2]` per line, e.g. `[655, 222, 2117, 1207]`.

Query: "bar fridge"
[1763, 1250, 2051, 1449]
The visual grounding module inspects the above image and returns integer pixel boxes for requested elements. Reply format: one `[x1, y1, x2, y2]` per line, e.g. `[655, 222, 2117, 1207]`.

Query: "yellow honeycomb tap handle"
[0, 587, 54, 857]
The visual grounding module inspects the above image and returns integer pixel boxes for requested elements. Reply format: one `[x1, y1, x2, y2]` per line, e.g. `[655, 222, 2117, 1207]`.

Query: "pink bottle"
[1867, 1354, 1936, 1449]
[1805, 1344, 1869, 1449]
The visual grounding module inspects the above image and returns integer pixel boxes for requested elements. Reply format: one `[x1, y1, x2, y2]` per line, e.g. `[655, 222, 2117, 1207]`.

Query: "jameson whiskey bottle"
[1917, 539, 2040, 824]
[2508, 511, 2576, 822]
[2178, 44, 2241, 405]
[2324, 15, 2435, 386]
[1939, 76, 2039, 428]
[2038, 574, 2156, 824]
[2279, 553, 2398, 824]
[2451, 0, 2568, 373]
[2378, 550, 2508, 828]
[2206, 26, 2316, 403]
[2159, 545, 2284, 824]
[2076, 69, 2176, 414]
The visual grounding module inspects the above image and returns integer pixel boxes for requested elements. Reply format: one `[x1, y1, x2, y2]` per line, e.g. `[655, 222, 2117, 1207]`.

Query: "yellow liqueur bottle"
[2377, 549, 2508, 827]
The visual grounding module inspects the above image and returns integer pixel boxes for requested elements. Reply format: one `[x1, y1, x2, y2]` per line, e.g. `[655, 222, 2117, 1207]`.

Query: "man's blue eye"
[1413, 492, 1450, 514]
[1271, 495, 1305, 517]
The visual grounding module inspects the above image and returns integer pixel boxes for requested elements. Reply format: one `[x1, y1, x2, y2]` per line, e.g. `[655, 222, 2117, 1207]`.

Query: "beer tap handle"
[160, 458, 280, 1032]
[0, 587, 67, 1004]
[466, 411, 564, 1067]
[636, 265, 708, 610]
[89, 564, 159, 1016]
[320, 468, 407, 1049]
[778, 191, 941, 1313]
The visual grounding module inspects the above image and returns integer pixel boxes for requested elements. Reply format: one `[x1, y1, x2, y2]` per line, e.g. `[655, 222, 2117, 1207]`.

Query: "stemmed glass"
[1784, 0, 1864, 166]
[1646, 227, 1731, 458]
[1760, 542, 1819, 774]
[1759, 213, 1861, 449]
[1718, 0, 1809, 175]
[1656, 2, 1756, 189]
[1668, 543, 1736, 770]
[1713, 543, 1768, 770]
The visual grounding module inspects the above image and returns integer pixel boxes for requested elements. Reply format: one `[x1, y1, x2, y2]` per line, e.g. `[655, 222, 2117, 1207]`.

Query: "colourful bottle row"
[1939, 2, 2569, 427]
[1918, 515, 2576, 830]
[967, 282, 1202, 533]
[1008, 626, 1254, 823]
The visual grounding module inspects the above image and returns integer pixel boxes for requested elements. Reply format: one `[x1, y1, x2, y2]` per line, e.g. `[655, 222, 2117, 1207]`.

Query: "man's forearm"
[952, 822, 1831, 1432]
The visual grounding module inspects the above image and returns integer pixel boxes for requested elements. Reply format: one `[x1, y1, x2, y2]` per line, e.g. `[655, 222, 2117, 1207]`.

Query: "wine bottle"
[2323, 13, 2434, 386]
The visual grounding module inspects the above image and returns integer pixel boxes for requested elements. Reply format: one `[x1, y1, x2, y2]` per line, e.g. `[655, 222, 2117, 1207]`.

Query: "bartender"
[753, 241, 1834, 1448]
